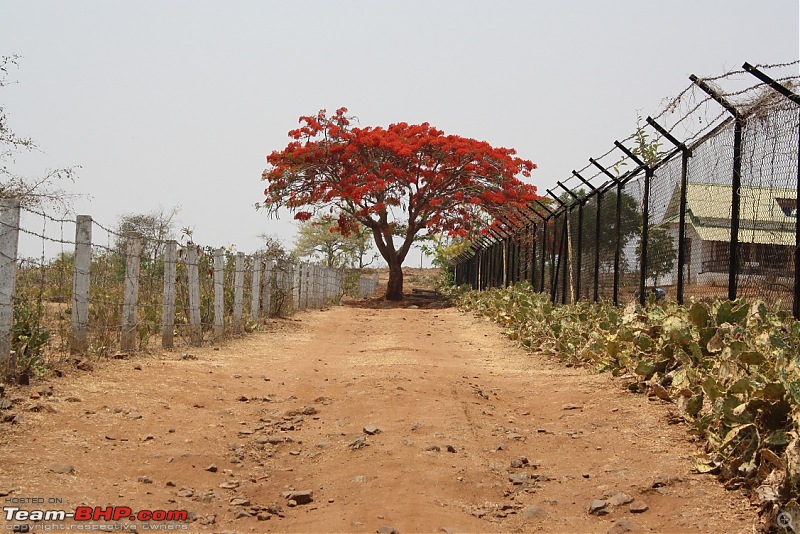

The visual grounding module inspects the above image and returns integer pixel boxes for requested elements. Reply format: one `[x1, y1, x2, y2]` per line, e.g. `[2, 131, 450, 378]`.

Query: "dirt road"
[1, 301, 756, 533]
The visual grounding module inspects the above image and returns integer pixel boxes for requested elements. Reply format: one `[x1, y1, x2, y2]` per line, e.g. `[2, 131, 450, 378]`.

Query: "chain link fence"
[453, 61, 800, 318]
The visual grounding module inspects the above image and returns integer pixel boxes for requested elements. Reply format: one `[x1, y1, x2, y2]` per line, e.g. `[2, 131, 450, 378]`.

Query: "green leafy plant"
[12, 297, 50, 379]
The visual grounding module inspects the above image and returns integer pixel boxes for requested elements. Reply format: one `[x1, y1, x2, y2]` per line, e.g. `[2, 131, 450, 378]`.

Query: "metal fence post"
[539, 220, 547, 293]
[646, 116, 692, 305]
[741, 62, 800, 319]
[593, 192, 602, 302]
[614, 179, 623, 306]
[690, 74, 745, 302]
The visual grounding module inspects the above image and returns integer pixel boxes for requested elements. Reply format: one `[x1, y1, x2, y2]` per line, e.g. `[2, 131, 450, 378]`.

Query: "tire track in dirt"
[0, 304, 756, 533]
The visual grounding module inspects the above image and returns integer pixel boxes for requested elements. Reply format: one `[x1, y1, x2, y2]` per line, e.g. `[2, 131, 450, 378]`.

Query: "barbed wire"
[2, 197, 356, 366]
[19, 205, 75, 225]
[543, 60, 800, 208]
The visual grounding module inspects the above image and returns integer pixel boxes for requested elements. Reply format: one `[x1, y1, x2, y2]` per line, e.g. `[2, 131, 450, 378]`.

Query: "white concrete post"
[161, 240, 177, 349]
[186, 245, 202, 345]
[233, 252, 245, 333]
[71, 214, 92, 354]
[292, 264, 300, 312]
[276, 267, 285, 315]
[250, 254, 261, 321]
[0, 199, 21, 378]
[302, 263, 310, 310]
[321, 267, 329, 307]
[213, 247, 225, 340]
[261, 259, 274, 317]
[120, 234, 142, 351]
[313, 265, 322, 308]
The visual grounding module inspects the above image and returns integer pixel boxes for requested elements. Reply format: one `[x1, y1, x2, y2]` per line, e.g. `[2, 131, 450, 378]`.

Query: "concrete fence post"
[187, 245, 202, 345]
[292, 264, 300, 312]
[314, 265, 322, 308]
[262, 259, 274, 317]
[285, 264, 295, 313]
[233, 252, 245, 334]
[0, 199, 21, 378]
[302, 263, 310, 310]
[274, 267, 284, 315]
[276, 265, 286, 315]
[71, 214, 92, 355]
[250, 254, 261, 321]
[321, 267, 329, 307]
[213, 247, 225, 340]
[309, 265, 317, 308]
[120, 234, 142, 351]
[161, 240, 177, 349]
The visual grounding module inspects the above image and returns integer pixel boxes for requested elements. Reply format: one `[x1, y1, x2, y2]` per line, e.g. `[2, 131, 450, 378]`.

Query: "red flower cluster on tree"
[261, 108, 539, 300]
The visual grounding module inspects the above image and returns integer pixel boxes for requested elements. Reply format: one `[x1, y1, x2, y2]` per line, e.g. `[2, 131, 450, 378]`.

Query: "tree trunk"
[385, 257, 404, 301]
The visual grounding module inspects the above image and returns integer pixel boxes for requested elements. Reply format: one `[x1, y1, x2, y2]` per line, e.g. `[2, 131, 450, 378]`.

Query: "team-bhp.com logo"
[4, 506, 189, 531]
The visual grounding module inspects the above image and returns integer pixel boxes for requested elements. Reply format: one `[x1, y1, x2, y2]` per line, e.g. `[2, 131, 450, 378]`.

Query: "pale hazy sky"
[2, 1, 798, 264]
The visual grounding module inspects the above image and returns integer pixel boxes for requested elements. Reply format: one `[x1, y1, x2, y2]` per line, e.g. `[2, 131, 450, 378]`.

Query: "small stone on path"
[589, 499, 608, 515]
[608, 492, 634, 506]
[48, 464, 75, 475]
[608, 520, 639, 533]
[521, 505, 547, 520]
[629, 501, 649, 513]
[282, 490, 313, 505]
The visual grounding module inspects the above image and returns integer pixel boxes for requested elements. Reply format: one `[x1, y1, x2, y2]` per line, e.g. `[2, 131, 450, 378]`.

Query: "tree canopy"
[261, 108, 538, 299]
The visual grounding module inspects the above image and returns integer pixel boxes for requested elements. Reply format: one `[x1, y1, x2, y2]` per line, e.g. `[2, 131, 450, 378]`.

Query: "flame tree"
[261, 108, 539, 300]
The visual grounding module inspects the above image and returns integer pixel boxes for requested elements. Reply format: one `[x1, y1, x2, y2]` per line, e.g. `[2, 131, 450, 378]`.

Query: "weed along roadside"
[453, 282, 800, 530]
